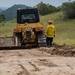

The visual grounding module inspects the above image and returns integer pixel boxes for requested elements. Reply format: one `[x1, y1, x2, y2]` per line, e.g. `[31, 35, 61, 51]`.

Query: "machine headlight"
[25, 27, 32, 31]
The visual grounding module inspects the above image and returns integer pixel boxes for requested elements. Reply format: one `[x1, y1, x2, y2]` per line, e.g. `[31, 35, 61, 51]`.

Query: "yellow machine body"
[13, 8, 44, 47]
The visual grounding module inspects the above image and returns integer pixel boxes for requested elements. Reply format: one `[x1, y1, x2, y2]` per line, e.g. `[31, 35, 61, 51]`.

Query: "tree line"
[36, 2, 60, 15]
[37, 1, 75, 19]
[62, 1, 75, 19]
[0, 1, 75, 22]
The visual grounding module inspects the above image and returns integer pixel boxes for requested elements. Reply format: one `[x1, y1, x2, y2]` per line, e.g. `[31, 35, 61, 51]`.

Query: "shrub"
[62, 1, 75, 19]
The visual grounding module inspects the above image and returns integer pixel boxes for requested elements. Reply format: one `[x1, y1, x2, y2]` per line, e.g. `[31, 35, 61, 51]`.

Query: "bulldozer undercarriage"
[0, 33, 46, 50]
[0, 30, 46, 50]
[13, 31, 46, 48]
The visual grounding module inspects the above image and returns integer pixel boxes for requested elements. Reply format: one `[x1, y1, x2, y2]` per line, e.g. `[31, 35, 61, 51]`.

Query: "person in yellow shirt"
[45, 20, 55, 47]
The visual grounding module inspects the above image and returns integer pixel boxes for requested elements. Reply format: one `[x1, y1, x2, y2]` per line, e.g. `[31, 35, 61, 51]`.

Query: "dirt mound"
[38, 45, 75, 57]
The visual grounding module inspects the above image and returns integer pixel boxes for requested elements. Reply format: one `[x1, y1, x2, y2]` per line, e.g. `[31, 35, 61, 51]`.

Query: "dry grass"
[0, 21, 16, 37]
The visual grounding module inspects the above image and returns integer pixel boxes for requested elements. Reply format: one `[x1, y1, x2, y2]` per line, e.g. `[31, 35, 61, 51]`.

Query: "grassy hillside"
[0, 19, 16, 37]
[41, 11, 75, 46]
[0, 11, 75, 46]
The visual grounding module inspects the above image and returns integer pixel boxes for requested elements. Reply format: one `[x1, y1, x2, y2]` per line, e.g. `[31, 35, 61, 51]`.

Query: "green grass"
[0, 20, 16, 37]
[41, 11, 75, 46]
[0, 11, 75, 46]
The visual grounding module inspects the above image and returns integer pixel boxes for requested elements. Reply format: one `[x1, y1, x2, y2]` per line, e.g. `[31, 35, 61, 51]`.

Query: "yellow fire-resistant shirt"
[45, 24, 55, 38]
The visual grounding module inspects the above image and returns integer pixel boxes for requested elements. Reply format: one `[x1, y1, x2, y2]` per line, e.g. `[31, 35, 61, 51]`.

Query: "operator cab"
[17, 8, 40, 24]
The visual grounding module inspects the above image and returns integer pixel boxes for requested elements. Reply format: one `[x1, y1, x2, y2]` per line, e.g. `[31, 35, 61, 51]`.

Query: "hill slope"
[41, 11, 75, 45]
[0, 11, 75, 46]
[1, 4, 32, 21]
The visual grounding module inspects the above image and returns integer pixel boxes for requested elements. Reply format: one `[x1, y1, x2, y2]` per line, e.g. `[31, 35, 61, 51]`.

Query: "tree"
[37, 2, 59, 15]
[62, 1, 75, 19]
[0, 14, 5, 22]
[37, 2, 48, 15]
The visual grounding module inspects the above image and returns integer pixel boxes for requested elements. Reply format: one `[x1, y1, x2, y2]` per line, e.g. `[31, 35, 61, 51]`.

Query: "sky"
[0, 0, 75, 7]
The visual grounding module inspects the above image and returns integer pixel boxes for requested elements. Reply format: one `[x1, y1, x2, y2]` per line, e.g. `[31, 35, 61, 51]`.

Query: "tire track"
[17, 64, 30, 75]
[29, 62, 40, 71]
[38, 59, 57, 67]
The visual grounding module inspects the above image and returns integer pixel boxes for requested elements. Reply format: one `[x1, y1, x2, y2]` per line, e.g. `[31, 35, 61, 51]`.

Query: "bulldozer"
[13, 8, 46, 47]
[0, 8, 46, 49]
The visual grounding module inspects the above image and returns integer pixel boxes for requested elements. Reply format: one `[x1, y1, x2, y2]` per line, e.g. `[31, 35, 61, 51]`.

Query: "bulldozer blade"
[0, 46, 27, 50]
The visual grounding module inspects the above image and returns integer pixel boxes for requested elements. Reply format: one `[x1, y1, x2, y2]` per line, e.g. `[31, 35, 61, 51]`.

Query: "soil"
[39, 45, 75, 57]
[0, 45, 75, 75]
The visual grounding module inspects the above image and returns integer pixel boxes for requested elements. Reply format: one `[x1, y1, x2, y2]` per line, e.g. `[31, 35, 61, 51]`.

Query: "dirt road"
[0, 47, 75, 75]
